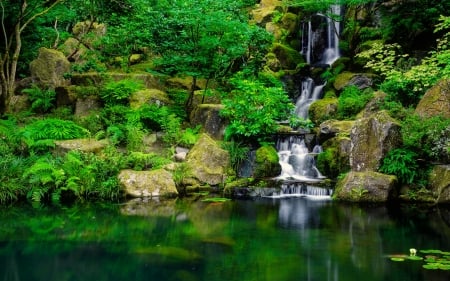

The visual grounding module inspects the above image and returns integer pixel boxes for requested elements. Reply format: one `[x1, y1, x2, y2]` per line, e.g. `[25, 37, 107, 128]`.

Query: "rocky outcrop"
[29, 48, 70, 89]
[309, 95, 338, 125]
[415, 79, 450, 118]
[190, 104, 226, 139]
[254, 145, 281, 178]
[319, 119, 354, 140]
[333, 171, 397, 202]
[350, 110, 402, 172]
[118, 169, 178, 198]
[186, 134, 229, 186]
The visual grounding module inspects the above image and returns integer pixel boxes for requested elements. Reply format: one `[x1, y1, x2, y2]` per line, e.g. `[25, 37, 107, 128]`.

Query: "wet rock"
[334, 171, 397, 202]
[350, 111, 402, 172]
[118, 169, 178, 198]
[186, 134, 229, 186]
[415, 79, 450, 118]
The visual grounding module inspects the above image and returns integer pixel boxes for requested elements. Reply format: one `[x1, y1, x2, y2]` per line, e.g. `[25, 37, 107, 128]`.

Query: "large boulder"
[350, 111, 402, 172]
[309, 95, 338, 125]
[190, 104, 227, 139]
[254, 145, 281, 178]
[29, 48, 70, 89]
[186, 134, 230, 186]
[333, 72, 373, 91]
[318, 119, 354, 141]
[118, 169, 178, 198]
[415, 79, 450, 118]
[333, 171, 398, 202]
[428, 165, 450, 204]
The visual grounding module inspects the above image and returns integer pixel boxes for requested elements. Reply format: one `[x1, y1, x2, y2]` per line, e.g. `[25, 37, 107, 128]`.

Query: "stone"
[190, 104, 227, 140]
[186, 134, 229, 186]
[254, 145, 281, 178]
[428, 165, 450, 204]
[309, 96, 338, 125]
[361, 91, 387, 117]
[75, 96, 101, 116]
[317, 136, 351, 179]
[319, 119, 354, 140]
[29, 48, 70, 89]
[129, 88, 171, 109]
[271, 43, 304, 70]
[333, 171, 397, 202]
[118, 169, 178, 198]
[333, 72, 373, 91]
[53, 138, 109, 156]
[350, 111, 402, 172]
[415, 79, 450, 119]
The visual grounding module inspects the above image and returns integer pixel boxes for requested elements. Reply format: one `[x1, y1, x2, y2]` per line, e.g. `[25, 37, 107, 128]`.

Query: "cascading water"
[273, 4, 342, 199]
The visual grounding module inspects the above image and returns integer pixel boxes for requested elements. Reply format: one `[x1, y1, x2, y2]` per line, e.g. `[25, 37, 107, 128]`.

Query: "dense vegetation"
[1, 0, 449, 204]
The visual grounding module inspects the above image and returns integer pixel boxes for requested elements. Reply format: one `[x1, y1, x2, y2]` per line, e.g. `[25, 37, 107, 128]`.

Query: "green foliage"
[401, 114, 450, 162]
[22, 85, 56, 113]
[179, 125, 201, 148]
[221, 73, 293, 142]
[336, 85, 373, 119]
[126, 152, 170, 171]
[379, 148, 418, 185]
[100, 79, 144, 105]
[288, 116, 314, 131]
[0, 154, 31, 203]
[172, 163, 192, 190]
[221, 141, 250, 173]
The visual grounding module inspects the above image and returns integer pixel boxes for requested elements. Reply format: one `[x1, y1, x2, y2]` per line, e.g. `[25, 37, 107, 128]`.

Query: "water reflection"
[0, 200, 449, 281]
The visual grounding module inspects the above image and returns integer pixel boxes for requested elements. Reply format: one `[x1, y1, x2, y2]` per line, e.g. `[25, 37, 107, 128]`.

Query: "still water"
[1, 197, 449, 281]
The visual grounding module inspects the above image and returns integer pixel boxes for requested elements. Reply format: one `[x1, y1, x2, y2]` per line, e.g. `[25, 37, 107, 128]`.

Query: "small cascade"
[301, 4, 342, 66]
[263, 182, 333, 200]
[276, 135, 325, 182]
[294, 78, 326, 119]
[321, 4, 341, 65]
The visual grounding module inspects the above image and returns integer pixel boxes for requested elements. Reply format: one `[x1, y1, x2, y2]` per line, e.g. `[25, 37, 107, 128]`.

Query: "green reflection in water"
[0, 199, 449, 281]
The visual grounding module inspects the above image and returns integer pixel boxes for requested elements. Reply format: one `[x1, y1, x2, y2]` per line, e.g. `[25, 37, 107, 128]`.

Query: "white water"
[321, 4, 341, 65]
[294, 78, 326, 119]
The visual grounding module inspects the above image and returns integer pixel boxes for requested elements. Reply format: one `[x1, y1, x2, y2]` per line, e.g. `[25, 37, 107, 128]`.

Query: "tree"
[0, 0, 65, 113]
[149, 0, 272, 113]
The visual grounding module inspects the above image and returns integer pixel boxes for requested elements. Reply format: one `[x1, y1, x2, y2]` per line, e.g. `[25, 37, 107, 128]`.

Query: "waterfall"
[273, 4, 342, 194]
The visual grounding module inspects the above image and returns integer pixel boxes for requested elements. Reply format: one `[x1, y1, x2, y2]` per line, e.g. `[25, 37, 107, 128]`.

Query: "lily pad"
[390, 257, 405, 262]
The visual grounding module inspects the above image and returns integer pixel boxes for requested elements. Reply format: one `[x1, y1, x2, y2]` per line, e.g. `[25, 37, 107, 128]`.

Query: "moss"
[254, 145, 281, 178]
[309, 97, 338, 125]
[271, 43, 304, 69]
[333, 71, 356, 91]
[317, 136, 351, 179]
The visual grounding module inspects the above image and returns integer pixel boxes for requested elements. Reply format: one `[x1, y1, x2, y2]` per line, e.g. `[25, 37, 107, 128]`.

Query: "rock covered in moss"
[350, 111, 402, 172]
[271, 43, 304, 70]
[317, 136, 351, 179]
[29, 48, 70, 89]
[319, 119, 354, 140]
[190, 104, 226, 140]
[309, 96, 338, 125]
[428, 165, 450, 204]
[415, 79, 450, 118]
[118, 169, 178, 198]
[333, 72, 373, 91]
[186, 134, 229, 185]
[334, 171, 397, 202]
[129, 88, 170, 109]
[254, 145, 281, 178]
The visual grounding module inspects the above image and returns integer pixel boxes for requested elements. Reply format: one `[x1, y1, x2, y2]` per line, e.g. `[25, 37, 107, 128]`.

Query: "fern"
[22, 118, 90, 141]
[379, 148, 418, 184]
[22, 85, 56, 113]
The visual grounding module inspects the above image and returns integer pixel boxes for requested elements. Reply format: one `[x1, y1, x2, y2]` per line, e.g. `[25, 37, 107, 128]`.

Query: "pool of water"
[1, 198, 449, 281]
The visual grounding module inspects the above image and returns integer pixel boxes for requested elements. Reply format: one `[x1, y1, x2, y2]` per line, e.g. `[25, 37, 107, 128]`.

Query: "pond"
[1, 197, 449, 281]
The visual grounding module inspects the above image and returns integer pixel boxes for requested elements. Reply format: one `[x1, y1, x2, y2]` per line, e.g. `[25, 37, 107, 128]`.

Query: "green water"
[1, 198, 449, 281]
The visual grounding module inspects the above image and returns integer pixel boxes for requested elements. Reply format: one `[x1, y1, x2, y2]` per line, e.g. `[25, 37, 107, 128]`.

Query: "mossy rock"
[309, 96, 338, 125]
[333, 71, 357, 91]
[271, 43, 305, 70]
[254, 145, 281, 178]
[129, 88, 171, 109]
[415, 79, 450, 118]
[333, 171, 398, 202]
[317, 136, 351, 179]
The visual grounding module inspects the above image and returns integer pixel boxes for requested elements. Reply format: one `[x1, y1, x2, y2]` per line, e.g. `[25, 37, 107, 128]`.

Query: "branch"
[20, 0, 65, 33]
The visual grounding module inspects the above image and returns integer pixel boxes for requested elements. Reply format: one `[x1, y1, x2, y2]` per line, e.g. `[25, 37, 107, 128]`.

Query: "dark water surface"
[1, 198, 449, 281]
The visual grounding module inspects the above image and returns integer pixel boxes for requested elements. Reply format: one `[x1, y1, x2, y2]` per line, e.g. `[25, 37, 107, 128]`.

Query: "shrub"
[379, 148, 418, 185]
[100, 79, 144, 105]
[336, 86, 373, 119]
[22, 85, 56, 113]
[222, 141, 250, 173]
